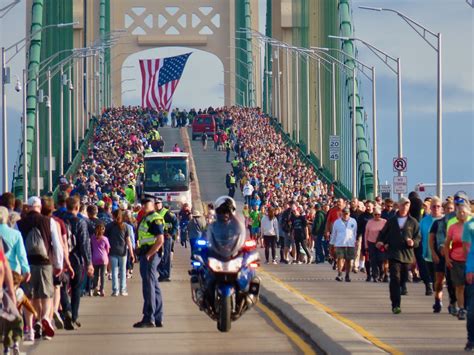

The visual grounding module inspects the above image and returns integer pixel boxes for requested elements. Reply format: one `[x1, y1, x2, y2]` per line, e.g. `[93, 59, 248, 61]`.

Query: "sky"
[0, 0, 473, 196]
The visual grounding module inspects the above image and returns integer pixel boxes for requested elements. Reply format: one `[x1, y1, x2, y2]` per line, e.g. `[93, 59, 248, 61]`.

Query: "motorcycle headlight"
[208, 257, 243, 273]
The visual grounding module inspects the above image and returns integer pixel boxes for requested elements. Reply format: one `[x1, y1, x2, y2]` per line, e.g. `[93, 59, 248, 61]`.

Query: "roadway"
[186, 126, 467, 354]
[29, 127, 314, 355]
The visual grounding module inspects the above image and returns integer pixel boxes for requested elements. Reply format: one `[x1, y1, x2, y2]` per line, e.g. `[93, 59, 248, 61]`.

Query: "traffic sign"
[380, 184, 391, 199]
[393, 176, 408, 194]
[393, 157, 407, 172]
[329, 135, 340, 161]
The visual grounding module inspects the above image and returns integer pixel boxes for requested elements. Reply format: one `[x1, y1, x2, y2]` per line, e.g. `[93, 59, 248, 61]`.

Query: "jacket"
[17, 211, 53, 265]
[62, 212, 92, 267]
[377, 214, 421, 263]
[311, 210, 326, 237]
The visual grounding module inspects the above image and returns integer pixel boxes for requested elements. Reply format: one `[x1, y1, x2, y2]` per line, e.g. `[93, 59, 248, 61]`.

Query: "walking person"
[377, 197, 421, 314]
[156, 199, 178, 282]
[201, 132, 208, 151]
[187, 208, 207, 253]
[311, 203, 327, 263]
[260, 207, 279, 264]
[462, 215, 474, 351]
[291, 206, 312, 264]
[364, 207, 387, 282]
[444, 203, 471, 320]
[226, 171, 237, 198]
[106, 209, 135, 296]
[133, 197, 165, 328]
[330, 207, 357, 282]
[91, 223, 110, 297]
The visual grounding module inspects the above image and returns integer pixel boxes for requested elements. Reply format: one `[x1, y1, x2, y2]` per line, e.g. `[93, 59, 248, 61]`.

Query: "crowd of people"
[215, 107, 474, 350]
[0, 104, 473, 352]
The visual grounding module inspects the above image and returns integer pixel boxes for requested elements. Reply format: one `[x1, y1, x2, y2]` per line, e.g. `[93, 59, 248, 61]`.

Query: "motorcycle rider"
[206, 196, 246, 259]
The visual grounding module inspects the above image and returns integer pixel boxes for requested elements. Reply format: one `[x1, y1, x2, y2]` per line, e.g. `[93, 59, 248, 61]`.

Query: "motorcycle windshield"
[207, 217, 246, 260]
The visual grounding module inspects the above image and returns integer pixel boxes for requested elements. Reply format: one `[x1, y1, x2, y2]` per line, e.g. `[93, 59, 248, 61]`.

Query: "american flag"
[139, 53, 192, 111]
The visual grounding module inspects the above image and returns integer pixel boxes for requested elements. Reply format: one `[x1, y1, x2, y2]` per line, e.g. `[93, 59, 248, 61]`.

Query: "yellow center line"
[256, 302, 317, 355]
[261, 270, 403, 355]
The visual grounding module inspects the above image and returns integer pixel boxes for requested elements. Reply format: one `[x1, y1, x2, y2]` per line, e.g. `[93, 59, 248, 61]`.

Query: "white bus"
[141, 152, 191, 212]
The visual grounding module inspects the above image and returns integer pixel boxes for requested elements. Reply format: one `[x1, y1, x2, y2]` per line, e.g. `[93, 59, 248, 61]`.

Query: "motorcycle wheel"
[217, 295, 232, 332]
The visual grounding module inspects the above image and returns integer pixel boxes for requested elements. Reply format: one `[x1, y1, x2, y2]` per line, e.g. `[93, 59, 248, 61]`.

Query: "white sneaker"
[23, 331, 34, 344]
[272, 260, 278, 264]
[111, 292, 119, 297]
[120, 291, 129, 296]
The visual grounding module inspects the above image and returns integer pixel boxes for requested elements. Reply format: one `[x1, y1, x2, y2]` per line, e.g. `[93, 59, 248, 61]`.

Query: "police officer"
[155, 198, 178, 282]
[133, 197, 165, 328]
[226, 171, 236, 198]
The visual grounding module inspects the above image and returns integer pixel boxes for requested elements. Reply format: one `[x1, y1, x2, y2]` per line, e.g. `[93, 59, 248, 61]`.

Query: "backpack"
[25, 227, 49, 260]
[63, 219, 78, 253]
[281, 210, 292, 233]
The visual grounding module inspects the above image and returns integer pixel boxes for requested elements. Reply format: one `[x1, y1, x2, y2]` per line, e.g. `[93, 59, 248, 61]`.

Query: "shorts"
[251, 227, 260, 235]
[283, 232, 294, 248]
[450, 260, 466, 287]
[433, 250, 446, 273]
[335, 247, 355, 260]
[30, 264, 54, 299]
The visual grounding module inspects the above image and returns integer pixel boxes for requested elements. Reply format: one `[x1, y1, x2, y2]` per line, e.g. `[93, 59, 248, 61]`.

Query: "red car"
[191, 114, 216, 140]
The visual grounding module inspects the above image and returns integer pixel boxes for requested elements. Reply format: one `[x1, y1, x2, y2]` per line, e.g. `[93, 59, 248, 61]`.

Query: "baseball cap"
[96, 200, 105, 208]
[454, 191, 470, 206]
[398, 197, 410, 205]
[154, 197, 163, 204]
[27, 196, 41, 207]
[342, 207, 350, 213]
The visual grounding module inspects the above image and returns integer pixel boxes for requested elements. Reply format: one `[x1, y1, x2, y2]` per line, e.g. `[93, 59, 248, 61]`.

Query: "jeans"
[111, 255, 127, 294]
[158, 237, 172, 279]
[140, 253, 163, 324]
[70, 261, 84, 322]
[466, 284, 474, 343]
[389, 259, 410, 308]
[315, 234, 329, 263]
[414, 243, 431, 284]
[226, 149, 231, 162]
[295, 236, 311, 261]
[93, 264, 106, 293]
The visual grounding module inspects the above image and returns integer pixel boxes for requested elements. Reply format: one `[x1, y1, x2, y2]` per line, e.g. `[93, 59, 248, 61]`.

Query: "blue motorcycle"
[189, 238, 261, 332]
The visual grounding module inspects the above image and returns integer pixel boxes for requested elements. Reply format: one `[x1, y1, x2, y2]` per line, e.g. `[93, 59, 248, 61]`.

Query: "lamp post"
[1, 21, 77, 193]
[312, 46, 378, 195]
[360, 6, 443, 198]
[330, 35, 403, 197]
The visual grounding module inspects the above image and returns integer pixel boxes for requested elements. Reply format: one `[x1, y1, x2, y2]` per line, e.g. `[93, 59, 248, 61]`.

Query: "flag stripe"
[139, 52, 192, 111]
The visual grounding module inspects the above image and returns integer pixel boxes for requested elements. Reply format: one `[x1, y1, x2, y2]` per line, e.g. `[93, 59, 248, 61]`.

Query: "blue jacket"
[0, 224, 30, 274]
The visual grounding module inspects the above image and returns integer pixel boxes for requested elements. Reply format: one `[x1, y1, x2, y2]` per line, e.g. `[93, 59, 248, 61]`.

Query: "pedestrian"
[311, 203, 328, 263]
[106, 209, 135, 296]
[291, 206, 311, 264]
[377, 197, 421, 314]
[330, 207, 357, 282]
[201, 132, 208, 151]
[354, 200, 374, 278]
[260, 207, 279, 264]
[444, 202, 471, 320]
[133, 197, 164, 328]
[225, 140, 232, 163]
[187, 208, 207, 253]
[364, 206, 387, 282]
[91, 223, 110, 297]
[462, 214, 474, 351]
[17, 196, 64, 341]
[249, 204, 261, 242]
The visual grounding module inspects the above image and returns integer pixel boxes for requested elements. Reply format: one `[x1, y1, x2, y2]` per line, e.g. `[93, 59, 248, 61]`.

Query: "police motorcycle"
[189, 196, 261, 332]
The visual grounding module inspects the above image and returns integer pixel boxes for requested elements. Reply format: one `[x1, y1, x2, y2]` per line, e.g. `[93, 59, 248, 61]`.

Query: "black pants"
[414, 244, 431, 284]
[228, 186, 235, 198]
[263, 235, 277, 262]
[389, 259, 410, 308]
[93, 264, 106, 293]
[295, 236, 311, 261]
[368, 242, 382, 280]
[70, 262, 84, 322]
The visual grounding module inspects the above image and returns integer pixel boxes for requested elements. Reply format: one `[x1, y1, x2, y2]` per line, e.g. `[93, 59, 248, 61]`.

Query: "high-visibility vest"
[229, 175, 236, 185]
[232, 159, 239, 168]
[157, 208, 172, 231]
[138, 212, 164, 247]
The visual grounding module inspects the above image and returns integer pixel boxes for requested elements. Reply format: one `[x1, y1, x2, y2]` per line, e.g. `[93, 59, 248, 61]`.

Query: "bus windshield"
[144, 157, 189, 192]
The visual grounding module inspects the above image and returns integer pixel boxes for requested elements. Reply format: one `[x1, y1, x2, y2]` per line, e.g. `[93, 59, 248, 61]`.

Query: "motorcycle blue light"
[192, 261, 201, 267]
[196, 239, 207, 246]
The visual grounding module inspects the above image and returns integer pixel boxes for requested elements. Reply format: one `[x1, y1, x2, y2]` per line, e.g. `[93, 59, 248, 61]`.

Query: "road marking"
[256, 302, 317, 355]
[261, 270, 403, 355]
